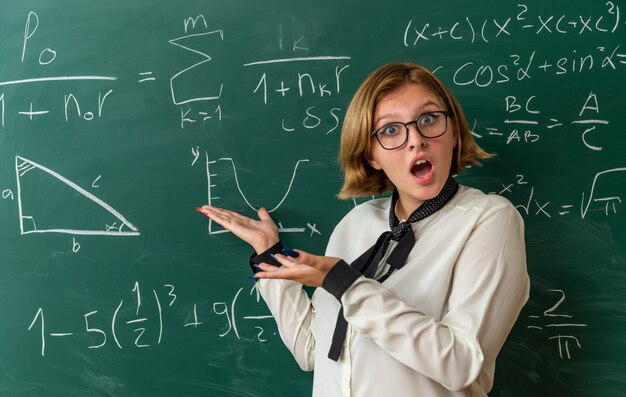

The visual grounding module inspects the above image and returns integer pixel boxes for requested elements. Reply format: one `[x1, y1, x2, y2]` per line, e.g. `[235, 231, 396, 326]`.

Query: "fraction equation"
[527, 289, 588, 359]
[27, 281, 274, 356]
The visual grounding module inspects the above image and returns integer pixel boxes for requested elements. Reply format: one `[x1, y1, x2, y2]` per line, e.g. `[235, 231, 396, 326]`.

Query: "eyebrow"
[374, 100, 442, 126]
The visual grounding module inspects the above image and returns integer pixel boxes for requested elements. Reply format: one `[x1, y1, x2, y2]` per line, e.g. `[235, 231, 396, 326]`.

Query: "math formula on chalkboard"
[1, 1, 625, 396]
[28, 282, 275, 356]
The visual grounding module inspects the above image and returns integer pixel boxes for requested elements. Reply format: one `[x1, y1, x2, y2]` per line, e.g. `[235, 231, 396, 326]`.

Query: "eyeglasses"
[370, 110, 450, 150]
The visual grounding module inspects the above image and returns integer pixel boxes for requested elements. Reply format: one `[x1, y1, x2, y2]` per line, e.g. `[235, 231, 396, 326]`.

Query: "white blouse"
[257, 185, 530, 396]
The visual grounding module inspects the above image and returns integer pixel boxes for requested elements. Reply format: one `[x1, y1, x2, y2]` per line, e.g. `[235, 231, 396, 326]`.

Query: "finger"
[200, 206, 243, 224]
[281, 247, 301, 258]
[257, 262, 281, 272]
[202, 205, 251, 222]
[286, 249, 314, 265]
[257, 207, 274, 222]
[255, 267, 300, 280]
[202, 208, 255, 231]
[199, 209, 233, 227]
[272, 253, 299, 268]
[197, 206, 227, 221]
[200, 210, 252, 237]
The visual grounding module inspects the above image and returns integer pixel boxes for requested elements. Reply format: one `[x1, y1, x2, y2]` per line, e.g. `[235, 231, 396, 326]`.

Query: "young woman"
[197, 63, 529, 396]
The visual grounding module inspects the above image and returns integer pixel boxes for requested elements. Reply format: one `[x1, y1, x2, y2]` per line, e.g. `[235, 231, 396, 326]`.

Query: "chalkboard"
[1, 1, 625, 396]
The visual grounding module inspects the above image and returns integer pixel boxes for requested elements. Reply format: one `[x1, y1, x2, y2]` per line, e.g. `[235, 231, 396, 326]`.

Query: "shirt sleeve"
[256, 278, 316, 371]
[338, 204, 530, 391]
[254, 207, 366, 372]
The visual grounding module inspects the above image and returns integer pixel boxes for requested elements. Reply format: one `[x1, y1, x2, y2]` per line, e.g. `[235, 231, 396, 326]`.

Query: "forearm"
[322, 261, 484, 390]
[257, 279, 316, 371]
[340, 277, 484, 391]
[322, 204, 529, 391]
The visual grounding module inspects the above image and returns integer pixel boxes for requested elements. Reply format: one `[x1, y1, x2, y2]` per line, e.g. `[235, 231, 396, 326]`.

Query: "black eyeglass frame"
[370, 110, 451, 150]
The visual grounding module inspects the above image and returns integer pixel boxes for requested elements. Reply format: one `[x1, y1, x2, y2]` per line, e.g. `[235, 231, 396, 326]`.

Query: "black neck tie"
[328, 177, 459, 361]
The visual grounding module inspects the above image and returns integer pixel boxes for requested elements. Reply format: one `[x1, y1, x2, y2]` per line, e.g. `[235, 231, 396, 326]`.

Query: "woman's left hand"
[255, 249, 340, 288]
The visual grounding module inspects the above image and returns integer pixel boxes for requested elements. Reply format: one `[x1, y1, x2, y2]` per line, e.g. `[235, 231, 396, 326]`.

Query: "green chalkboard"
[1, 1, 625, 396]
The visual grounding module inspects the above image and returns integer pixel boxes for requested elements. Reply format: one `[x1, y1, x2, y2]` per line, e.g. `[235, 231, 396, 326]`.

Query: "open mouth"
[411, 159, 432, 179]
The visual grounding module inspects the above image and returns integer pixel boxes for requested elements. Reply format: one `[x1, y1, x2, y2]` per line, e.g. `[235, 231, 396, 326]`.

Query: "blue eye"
[379, 123, 402, 136]
[419, 113, 438, 125]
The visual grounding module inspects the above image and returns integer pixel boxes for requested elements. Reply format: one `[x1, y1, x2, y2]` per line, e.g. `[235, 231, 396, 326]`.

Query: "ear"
[367, 153, 383, 170]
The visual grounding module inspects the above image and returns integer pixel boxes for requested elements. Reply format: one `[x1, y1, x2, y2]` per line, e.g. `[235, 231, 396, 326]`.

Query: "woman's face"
[369, 83, 456, 217]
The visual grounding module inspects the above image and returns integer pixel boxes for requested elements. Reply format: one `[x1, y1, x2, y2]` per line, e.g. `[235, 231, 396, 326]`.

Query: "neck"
[395, 197, 422, 221]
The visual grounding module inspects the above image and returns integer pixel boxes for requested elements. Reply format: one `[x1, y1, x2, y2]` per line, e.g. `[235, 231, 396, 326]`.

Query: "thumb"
[257, 207, 274, 222]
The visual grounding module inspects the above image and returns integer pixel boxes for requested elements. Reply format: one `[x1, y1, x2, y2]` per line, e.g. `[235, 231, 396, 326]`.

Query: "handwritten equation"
[527, 289, 588, 359]
[404, 3, 621, 45]
[0, 12, 119, 128]
[166, 15, 351, 136]
[247, 62, 348, 135]
[437, 46, 626, 88]
[403, 3, 625, 87]
[27, 281, 274, 356]
[474, 92, 611, 152]
[493, 168, 625, 219]
[0, 12, 224, 131]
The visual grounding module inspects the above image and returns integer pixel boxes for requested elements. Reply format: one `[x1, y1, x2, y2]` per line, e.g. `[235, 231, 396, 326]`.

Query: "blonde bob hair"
[338, 62, 492, 199]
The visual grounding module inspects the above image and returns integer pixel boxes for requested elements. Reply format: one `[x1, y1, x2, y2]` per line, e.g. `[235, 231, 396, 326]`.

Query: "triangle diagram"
[15, 155, 140, 236]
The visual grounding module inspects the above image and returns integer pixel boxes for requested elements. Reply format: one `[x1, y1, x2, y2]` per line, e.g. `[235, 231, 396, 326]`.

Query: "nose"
[406, 122, 426, 149]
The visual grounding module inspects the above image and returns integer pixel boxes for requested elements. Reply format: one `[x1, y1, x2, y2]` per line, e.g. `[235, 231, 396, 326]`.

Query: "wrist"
[253, 238, 280, 255]
[322, 260, 362, 301]
[249, 241, 284, 274]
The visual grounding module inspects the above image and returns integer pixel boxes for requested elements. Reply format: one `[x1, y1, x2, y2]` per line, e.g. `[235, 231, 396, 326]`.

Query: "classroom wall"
[1, 1, 625, 396]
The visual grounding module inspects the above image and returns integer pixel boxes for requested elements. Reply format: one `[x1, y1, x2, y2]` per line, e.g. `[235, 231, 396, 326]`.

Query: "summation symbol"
[169, 29, 224, 105]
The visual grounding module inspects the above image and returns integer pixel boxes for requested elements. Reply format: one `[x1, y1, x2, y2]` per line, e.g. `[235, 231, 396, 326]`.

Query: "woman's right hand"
[196, 205, 280, 254]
